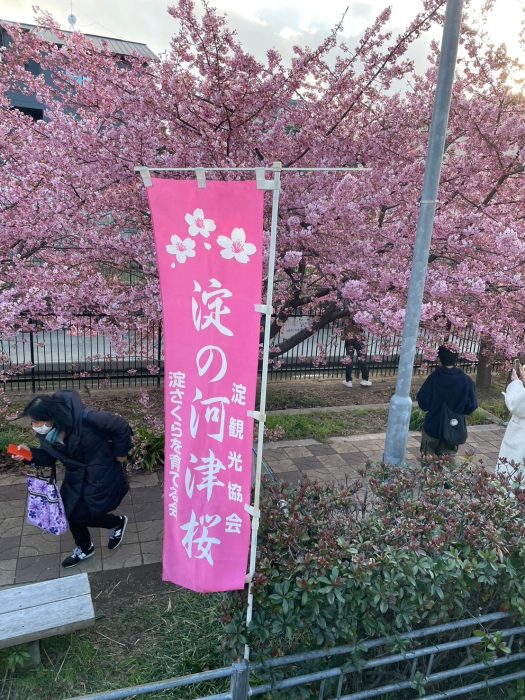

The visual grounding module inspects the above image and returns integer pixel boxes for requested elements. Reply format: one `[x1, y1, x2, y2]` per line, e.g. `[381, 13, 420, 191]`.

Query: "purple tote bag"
[26, 469, 68, 535]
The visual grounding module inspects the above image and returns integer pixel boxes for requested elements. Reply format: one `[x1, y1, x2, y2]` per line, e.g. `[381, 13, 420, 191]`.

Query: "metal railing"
[67, 612, 525, 700]
[0, 315, 481, 391]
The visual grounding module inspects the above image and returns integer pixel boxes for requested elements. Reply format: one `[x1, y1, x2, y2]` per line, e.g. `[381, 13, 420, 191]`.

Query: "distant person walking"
[342, 319, 372, 388]
[12, 389, 132, 568]
[416, 345, 478, 459]
[496, 360, 525, 486]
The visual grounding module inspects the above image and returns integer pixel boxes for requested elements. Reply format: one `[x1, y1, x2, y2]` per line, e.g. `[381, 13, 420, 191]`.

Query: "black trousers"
[344, 339, 369, 381]
[69, 513, 121, 552]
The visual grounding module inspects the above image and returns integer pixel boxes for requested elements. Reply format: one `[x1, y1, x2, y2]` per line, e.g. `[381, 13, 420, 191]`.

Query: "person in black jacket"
[342, 320, 372, 388]
[416, 345, 478, 459]
[16, 389, 132, 568]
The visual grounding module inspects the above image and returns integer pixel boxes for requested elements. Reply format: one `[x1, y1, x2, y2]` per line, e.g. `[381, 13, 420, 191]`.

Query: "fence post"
[230, 661, 250, 700]
[156, 322, 162, 387]
[29, 330, 36, 393]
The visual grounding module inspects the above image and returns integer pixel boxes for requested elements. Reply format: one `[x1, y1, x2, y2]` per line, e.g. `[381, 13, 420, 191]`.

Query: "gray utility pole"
[383, 0, 464, 465]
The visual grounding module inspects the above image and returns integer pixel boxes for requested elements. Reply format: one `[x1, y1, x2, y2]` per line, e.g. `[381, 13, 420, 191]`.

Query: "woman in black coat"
[18, 389, 133, 568]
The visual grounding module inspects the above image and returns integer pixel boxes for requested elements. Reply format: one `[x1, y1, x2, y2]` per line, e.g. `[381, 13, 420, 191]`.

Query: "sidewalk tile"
[267, 461, 300, 474]
[0, 484, 27, 501]
[130, 473, 161, 488]
[299, 457, 325, 471]
[283, 447, 316, 459]
[15, 553, 61, 584]
[0, 423, 509, 588]
[0, 499, 25, 518]
[0, 517, 23, 538]
[119, 493, 133, 508]
[307, 445, 338, 456]
[131, 486, 163, 504]
[0, 536, 21, 559]
[0, 474, 27, 486]
[343, 454, 368, 465]
[331, 444, 361, 454]
[317, 454, 346, 468]
[19, 533, 61, 557]
[264, 455, 296, 466]
[0, 559, 16, 586]
[136, 520, 163, 542]
[133, 500, 163, 521]
[101, 543, 142, 571]
[141, 539, 162, 565]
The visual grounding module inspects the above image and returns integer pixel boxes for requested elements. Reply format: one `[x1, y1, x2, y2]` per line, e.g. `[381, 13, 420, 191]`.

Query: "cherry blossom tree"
[0, 0, 524, 362]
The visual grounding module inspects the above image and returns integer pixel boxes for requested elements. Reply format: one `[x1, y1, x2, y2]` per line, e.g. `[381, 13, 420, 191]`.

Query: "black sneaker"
[108, 515, 128, 550]
[62, 544, 95, 568]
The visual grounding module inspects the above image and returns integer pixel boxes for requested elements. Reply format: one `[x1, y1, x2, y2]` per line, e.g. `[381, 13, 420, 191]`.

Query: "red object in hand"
[7, 444, 32, 461]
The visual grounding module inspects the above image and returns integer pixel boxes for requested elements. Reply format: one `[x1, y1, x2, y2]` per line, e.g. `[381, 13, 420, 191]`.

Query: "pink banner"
[147, 178, 264, 592]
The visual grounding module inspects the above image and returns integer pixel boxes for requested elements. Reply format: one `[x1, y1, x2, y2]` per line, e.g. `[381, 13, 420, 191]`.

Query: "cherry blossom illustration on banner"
[217, 228, 257, 263]
[166, 234, 196, 267]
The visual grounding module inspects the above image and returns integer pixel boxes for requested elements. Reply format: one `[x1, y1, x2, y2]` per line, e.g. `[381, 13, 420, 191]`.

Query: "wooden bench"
[0, 573, 95, 664]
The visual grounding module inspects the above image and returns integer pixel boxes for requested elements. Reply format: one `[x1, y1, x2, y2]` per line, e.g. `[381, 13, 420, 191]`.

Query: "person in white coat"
[496, 362, 525, 487]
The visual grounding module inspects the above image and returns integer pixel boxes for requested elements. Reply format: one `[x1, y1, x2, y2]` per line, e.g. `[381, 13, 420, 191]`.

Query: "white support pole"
[244, 161, 282, 662]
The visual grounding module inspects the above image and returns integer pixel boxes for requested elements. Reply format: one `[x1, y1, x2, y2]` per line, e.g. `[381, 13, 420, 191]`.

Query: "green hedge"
[221, 458, 525, 666]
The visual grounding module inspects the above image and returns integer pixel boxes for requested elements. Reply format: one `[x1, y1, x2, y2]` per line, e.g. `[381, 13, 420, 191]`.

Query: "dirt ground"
[89, 562, 170, 620]
[82, 373, 426, 412]
[263, 373, 427, 409]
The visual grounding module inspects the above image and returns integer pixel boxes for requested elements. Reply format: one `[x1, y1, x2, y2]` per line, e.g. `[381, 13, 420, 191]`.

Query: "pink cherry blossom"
[0, 2, 523, 363]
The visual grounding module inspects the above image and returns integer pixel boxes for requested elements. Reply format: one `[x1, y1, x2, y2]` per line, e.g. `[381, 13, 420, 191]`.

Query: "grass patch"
[266, 411, 374, 442]
[478, 401, 510, 422]
[0, 418, 32, 453]
[265, 407, 494, 442]
[263, 386, 325, 410]
[265, 409, 388, 442]
[477, 382, 511, 421]
[0, 585, 226, 700]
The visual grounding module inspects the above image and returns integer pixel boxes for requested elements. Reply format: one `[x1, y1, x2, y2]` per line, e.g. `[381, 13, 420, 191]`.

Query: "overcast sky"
[0, 0, 523, 69]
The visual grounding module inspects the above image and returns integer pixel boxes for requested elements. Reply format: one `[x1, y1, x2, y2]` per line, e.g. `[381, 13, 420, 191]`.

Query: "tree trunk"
[476, 336, 493, 390]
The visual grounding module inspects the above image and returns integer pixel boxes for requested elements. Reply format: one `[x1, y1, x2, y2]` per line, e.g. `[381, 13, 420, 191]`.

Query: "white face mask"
[32, 423, 53, 435]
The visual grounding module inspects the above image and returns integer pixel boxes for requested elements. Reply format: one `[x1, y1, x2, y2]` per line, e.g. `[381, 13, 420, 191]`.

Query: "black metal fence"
[267, 316, 480, 380]
[0, 318, 163, 392]
[0, 316, 480, 392]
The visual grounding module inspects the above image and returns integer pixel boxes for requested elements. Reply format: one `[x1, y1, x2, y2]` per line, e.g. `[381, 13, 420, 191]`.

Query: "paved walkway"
[0, 424, 504, 587]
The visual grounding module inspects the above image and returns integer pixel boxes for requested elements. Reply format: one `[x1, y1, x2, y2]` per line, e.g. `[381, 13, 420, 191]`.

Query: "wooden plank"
[0, 594, 95, 648]
[0, 573, 90, 614]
